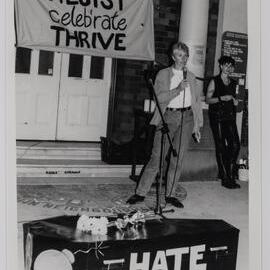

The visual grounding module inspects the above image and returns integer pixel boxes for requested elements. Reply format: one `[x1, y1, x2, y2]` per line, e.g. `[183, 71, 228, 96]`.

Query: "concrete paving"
[17, 178, 248, 270]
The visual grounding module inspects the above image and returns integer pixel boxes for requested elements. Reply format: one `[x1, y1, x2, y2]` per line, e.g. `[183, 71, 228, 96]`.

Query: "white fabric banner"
[15, 0, 155, 60]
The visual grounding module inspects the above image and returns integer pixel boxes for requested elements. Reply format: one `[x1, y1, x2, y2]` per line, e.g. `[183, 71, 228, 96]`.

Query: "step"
[16, 142, 101, 160]
[17, 159, 143, 178]
[17, 177, 135, 185]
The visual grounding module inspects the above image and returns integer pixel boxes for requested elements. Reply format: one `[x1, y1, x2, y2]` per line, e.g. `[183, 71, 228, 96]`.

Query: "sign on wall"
[222, 31, 248, 84]
[222, 31, 248, 113]
[15, 0, 155, 61]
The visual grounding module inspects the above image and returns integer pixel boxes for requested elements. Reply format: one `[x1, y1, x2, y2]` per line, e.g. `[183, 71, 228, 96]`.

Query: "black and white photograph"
[0, 0, 264, 269]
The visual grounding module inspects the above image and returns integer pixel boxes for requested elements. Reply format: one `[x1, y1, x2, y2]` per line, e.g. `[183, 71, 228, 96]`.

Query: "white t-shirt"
[167, 68, 192, 108]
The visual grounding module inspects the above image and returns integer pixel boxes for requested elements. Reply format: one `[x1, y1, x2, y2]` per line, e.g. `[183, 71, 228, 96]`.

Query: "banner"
[15, 0, 155, 60]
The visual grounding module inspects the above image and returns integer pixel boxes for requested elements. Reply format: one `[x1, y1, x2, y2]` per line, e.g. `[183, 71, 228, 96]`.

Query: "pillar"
[178, 0, 210, 91]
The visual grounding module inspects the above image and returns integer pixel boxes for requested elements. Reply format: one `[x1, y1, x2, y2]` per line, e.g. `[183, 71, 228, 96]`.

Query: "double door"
[15, 48, 112, 141]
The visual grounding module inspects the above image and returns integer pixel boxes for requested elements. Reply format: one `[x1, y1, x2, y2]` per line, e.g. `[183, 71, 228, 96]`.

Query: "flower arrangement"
[114, 211, 145, 231]
[76, 211, 147, 235]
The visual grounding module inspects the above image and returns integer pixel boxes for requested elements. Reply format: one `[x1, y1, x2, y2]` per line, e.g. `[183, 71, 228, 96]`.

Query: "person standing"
[206, 56, 241, 189]
[127, 42, 203, 208]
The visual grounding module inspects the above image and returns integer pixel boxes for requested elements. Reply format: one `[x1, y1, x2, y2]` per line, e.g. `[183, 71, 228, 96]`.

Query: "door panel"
[88, 97, 103, 125]
[15, 49, 61, 140]
[56, 54, 112, 141]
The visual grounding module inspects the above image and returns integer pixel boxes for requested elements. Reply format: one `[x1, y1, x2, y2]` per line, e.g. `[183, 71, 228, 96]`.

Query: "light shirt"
[167, 68, 192, 108]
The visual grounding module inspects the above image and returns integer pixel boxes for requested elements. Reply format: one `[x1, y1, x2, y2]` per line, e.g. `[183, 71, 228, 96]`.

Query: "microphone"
[183, 66, 187, 80]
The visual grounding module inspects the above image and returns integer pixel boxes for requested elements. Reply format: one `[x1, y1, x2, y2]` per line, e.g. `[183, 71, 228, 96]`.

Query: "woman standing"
[126, 42, 203, 207]
[206, 56, 240, 189]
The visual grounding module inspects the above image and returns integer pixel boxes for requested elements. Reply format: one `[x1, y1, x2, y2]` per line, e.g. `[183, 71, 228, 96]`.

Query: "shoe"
[126, 194, 145, 204]
[165, 197, 184, 208]
[221, 180, 241, 189]
[231, 181, 241, 188]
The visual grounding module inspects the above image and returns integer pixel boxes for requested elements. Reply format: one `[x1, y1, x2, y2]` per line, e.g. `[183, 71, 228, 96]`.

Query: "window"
[15, 47, 32, 74]
[68, 54, 83, 78]
[38, 50, 54, 75]
[90, 56, 105, 79]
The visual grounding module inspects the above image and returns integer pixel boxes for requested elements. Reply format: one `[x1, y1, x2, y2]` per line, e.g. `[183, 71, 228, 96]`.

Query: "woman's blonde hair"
[170, 42, 189, 57]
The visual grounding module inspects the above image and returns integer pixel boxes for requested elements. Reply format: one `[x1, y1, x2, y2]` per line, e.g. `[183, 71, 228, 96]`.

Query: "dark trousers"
[209, 116, 240, 181]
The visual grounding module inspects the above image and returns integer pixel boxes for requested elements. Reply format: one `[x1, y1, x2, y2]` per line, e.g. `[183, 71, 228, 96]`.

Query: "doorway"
[15, 48, 112, 141]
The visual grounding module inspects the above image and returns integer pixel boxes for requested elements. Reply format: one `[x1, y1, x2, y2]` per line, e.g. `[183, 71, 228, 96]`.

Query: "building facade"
[15, 0, 248, 156]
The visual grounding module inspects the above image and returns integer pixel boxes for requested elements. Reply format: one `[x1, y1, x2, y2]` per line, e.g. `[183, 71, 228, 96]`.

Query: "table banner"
[23, 216, 239, 270]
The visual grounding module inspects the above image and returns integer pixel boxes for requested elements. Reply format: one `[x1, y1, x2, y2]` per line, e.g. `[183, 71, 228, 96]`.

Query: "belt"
[166, 106, 191, 112]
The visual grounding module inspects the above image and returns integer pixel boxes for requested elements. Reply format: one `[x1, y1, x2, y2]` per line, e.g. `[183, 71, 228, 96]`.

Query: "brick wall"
[111, 0, 182, 143]
[204, 0, 219, 79]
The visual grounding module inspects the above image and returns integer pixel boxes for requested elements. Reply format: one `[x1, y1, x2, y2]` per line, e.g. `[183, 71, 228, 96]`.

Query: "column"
[178, 0, 210, 91]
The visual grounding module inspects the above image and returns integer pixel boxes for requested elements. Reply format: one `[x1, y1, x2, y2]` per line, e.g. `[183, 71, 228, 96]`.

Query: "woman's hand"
[193, 128, 201, 143]
[176, 80, 189, 94]
[220, 95, 233, 101]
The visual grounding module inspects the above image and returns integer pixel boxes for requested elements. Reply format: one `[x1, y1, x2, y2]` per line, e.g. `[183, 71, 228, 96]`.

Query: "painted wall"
[223, 0, 247, 33]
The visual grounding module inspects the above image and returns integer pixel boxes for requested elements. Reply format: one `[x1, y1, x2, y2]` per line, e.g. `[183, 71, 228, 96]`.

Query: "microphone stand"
[147, 78, 176, 217]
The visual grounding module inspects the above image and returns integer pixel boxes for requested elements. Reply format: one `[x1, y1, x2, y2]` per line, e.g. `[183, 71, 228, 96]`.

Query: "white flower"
[130, 211, 145, 224]
[77, 215, 92, 232]
[77, 216, 109, 235]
